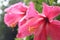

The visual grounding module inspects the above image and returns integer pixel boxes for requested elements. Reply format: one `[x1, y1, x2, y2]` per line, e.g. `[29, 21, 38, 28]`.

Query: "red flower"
[17, 2, 60, 40]
[4, 2, 28, 28]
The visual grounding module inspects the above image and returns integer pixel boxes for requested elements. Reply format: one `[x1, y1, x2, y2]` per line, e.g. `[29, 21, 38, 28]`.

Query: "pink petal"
[34, 31, 47, 40]
[50, 20, 60, 25]
[17, 17, 43, 38]
[26, 2, 39, 19]
[42, 3, 48, 16]
[9, 9, 25, 14]
[48, 20, 60, 40]
[34, 24, 47, 40]
[43, 3, 60, 20]
[5, 2, 27, 13]
[4, 13, 23, 27]
[16, 24, 32, 38]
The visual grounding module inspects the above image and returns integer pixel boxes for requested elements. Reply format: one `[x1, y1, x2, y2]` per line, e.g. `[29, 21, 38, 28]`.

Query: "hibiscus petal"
[34, 31, 47, 40]
[16, 24, 32, 38]
[34, 24, 47, 40]
[50, 20, 60, 25]
[5, 2, 27, 13]
[4, 13, 22, 27]
[26, 2, 39, 19]
[42, 3, 48, 16]
[43, 3, 60, 20]
[48, 20, 60, 40]
[17, 17, 43, 38]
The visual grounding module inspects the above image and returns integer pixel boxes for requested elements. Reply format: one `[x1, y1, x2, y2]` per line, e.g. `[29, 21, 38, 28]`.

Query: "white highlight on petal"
[19, 16, 26, 22]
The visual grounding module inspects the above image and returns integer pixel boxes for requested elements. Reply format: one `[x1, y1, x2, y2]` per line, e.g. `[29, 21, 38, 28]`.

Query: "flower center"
[44, 17, 49, 23]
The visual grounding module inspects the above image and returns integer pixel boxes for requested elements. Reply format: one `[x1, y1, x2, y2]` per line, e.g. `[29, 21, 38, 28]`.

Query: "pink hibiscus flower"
[4, 2, 28, 27]
[17, 2, 60, 40]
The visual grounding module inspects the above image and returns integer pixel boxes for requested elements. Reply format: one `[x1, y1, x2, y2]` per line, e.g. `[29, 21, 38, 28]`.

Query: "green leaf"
[32, 0, 47, 12]
[26, 35, 33, 40]
[56, 15, 60, 20]
[49, 0, 54, 5]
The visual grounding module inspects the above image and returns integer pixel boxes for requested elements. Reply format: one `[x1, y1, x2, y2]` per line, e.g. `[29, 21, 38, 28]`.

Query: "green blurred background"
[0, 0, 60, 40]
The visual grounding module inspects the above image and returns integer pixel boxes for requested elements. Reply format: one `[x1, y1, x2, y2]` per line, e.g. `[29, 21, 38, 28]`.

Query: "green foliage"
[9, 0, 23, 5]
[49, 0, 54, 5]
[26, 35, 33, 40]
[32, 0, 46, 12]
[56, 15, 60, 20]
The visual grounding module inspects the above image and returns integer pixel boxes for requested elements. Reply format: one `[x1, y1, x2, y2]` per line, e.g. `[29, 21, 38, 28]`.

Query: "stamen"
[29, 27, 36, 33]
[10, 23, 16, 28]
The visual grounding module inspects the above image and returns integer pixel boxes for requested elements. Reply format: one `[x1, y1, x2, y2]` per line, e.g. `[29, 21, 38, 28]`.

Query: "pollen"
[29, 27, 36, 33]
[10, 23, 16, 28]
